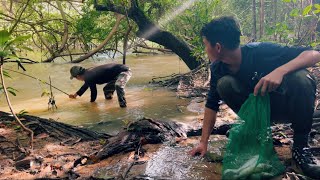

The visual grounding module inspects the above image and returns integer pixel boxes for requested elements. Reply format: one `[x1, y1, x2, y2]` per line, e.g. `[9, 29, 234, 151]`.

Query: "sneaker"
[105, 96, 113, 100]
[104, 92, 113, 100]
[292, 147, 320, 179]
[119, 103, 127, 108]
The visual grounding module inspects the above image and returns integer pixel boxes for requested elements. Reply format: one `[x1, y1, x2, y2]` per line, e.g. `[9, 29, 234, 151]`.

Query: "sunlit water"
[0, 55, 203, 134]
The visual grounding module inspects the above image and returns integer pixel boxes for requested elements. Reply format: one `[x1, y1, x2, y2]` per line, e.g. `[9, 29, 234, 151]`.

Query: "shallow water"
[0, 54, 202, 134]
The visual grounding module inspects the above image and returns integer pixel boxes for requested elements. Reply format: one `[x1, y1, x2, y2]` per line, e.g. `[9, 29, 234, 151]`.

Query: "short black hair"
[201, 16, 241, 50]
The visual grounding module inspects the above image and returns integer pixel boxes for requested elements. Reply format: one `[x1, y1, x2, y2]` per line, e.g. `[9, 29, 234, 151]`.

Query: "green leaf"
[5, 35, 31, 48]
[41, 90, 49, 97]
[3, 70, 11, 78]
[311, 42, 318, 47]
[14, 125, 21, 130]
[8, 90, 16, 96]
[17, 109, 28, 117]
[7, 87, 18, 96]
[314, 9, 320, 14]
[282, 0, 291, 3]
[0, 51, 8, 58]
[0, 30, 10, 45]
[21, 46, 33, 51]
[314, 4, 320, 9]
[7, 54, 19, 61]
[303, 5, 313, 16]
[290, 8, 299, 17]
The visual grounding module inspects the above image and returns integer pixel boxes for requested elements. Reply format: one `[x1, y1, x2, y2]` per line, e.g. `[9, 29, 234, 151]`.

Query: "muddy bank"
[0, 110, 232, 180]
[1, 100, 320, 180]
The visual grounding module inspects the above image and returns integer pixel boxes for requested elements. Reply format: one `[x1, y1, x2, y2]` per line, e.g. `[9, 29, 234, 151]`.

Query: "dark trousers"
[103, 80, 126, 106]
[217, 69, 316, 148]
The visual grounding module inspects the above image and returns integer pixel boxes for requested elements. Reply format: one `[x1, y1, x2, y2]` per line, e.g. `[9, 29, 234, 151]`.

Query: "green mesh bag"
[222, 94, 285, 180]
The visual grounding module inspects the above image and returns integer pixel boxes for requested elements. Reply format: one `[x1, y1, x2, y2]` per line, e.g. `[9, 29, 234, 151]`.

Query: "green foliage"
[17, 109, 29, 118]
[0, 86, 18, 96]
[164, 0, 221, 60]
[3, 70, 11, 78]
[0, 29, 31, 99]
[75, 5, 114, 42]
[41, 89, 50, 97]
[290, 8, 300, 17]
[303, 5, 313, 16]
[0, 29, 31, 59]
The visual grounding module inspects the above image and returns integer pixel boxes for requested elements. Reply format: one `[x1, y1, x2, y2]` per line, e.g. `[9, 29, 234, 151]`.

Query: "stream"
[0, 54, 203, 135]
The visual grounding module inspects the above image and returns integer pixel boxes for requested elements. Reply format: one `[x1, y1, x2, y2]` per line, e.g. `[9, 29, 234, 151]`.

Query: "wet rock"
[187, 98, 205, 113]
[205, 135, 227, 163]
[90, 161, 130, 180]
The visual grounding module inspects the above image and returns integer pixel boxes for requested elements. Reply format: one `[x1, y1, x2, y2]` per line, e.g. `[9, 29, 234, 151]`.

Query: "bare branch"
[71, 13, 125, 63]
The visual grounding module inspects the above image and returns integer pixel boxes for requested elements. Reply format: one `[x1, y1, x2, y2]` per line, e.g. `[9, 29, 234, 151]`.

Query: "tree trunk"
[94, 0, 202, 70]
[42, 1, 69, 63]
[71, 14, 124, 63]
[123, 19, 132, 65]
[252, 0, 257, 40]
[273, 0, 277, 41]
[259, 0, 265, 39]
[314, 0, 320, 41]
[0, 60, 34, 150]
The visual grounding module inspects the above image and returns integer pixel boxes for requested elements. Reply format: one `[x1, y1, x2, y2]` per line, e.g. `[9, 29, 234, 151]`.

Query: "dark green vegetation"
[0, 0, 319, 68]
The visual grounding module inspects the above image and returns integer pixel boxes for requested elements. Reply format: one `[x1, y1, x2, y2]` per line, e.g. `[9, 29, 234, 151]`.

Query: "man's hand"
[188, 141, 208, 157]
[254, 68, 286, 96]
[69, 94, 77, 99]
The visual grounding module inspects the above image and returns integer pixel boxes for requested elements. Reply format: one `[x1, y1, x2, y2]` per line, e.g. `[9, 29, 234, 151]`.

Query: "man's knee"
[115, 84, 121, 90]
[217, 75, 240, 98]
[284, 69, 316, 94]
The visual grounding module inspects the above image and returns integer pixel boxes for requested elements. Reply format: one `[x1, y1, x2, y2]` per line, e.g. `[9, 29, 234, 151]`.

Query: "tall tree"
[94, 0, 202, 70]
[252, 0, 257, 40]
[259, 0, 265, 38]
[273, 0, 277, 40]
[72, 13, 124, 63]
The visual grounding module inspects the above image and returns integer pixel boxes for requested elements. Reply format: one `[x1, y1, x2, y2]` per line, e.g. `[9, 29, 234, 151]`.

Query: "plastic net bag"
[222, 94, 285, 180]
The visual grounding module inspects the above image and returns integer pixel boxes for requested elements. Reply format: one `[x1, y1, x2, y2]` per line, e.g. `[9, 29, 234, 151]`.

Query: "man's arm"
[89, 84, 97, 102]
[254, 50, 320, 96]
[76, 83, 89, 96]
[189, 107, 217, 157]
[69, 83, 89, 99]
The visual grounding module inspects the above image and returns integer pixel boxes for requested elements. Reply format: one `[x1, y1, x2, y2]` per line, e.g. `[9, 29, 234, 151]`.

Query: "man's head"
[70, 66, 86, 81]
[201, 16, 241, 62]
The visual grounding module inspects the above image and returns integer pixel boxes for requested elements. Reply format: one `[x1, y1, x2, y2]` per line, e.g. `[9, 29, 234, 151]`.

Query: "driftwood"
[0, 111, 111, 142]
[76, 111, 320, 165]
[74, 117, 232, 166]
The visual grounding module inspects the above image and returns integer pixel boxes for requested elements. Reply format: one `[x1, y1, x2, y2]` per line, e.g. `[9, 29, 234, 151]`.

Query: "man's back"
[84, 63, 129, 85]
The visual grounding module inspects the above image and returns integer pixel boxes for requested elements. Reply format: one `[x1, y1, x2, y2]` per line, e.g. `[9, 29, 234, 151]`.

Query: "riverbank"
[0, 109, 234, 180]
[1, 103, 319, 180]
[1, 65, 320, 179]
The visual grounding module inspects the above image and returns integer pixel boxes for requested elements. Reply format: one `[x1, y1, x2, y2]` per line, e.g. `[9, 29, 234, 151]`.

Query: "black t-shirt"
[205, 42, 310, 111]
[76, 63, 129, 102]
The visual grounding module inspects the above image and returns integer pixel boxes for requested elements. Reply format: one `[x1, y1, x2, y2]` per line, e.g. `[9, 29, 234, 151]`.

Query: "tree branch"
[9, 0, 31, 34]
[0, 57, 34, 150]
[71, 13, 125, 63]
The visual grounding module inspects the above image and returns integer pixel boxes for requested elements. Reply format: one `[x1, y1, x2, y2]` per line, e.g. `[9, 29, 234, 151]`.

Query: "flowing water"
[0, 54, 202, 135]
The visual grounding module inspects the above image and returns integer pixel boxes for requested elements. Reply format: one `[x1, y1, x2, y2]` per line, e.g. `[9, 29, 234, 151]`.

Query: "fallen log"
[0, 111, 111, 142]
[74, 118, 232, 165]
